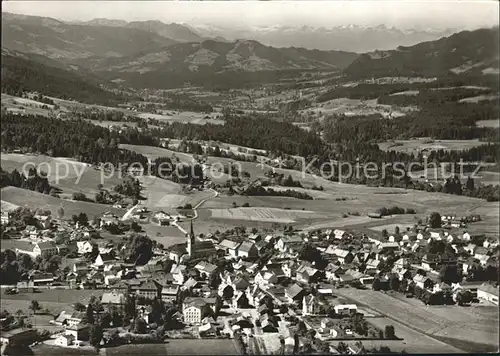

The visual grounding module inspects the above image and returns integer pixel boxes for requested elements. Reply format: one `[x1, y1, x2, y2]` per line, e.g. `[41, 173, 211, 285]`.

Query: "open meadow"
[120, 144, 243, 184]
[89, 119, 139, 129]
[1, 288, 105, 306]
[1, 94, 53, 117]
[0, 186, 124, 218]
[476, 119, 500, 128]
[210, 206, 329, 223]
[32, 343, 97, 356]
[196, 165, 497, 234]
[137, 175, 213, 210]
[207, 183, 495, 218]
[137, 111, 224, 125]
[1, 153, 123, 197]
[119, 144, 194, 162]
[409, 166, 499, 186]
[180, 212, 280, 235]
[142, 224, 187, 247]
[335, 289, 499, 350]
[378, 138, 487, 153]
[104, 339, 239, 356]
[1, 289, 105, 333]
[304, 97, 415, 118]
[42, 95, 223, 126]
[364, 317, 464, 354]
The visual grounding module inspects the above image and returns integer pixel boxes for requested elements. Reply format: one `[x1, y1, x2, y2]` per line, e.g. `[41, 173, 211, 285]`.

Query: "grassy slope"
[0, 186, 124, 218]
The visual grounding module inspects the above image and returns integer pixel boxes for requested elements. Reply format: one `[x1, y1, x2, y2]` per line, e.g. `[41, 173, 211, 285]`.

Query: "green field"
[476, 119, 500, 128]
[119, 144, 193, 162]
[165, 339, 240, 355]
[137, 111, 224, 125]
[335, 289, 499, 348]
[205, 183, 494, 217]
[364, 317, 464, 354]
[32, 344, 97, 356]
[142, 224, 187, 247]
[1, 289, 105, 334]
[1, 288, 105, 306]
[1, 153, 123, 198]
[1, 186, 124, 218]
[104, 339, 239, 356]
[408, 166, 499, 186]
[198, 171, 497, 235]
[137, 175, 211, 211]
[378, 139, 487, 153]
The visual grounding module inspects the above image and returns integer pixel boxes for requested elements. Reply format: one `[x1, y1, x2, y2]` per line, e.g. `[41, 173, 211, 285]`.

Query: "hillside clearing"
[476, 119, 499, 128]
[119, 144, 194, 162]
[1, 200, 20, 212]
[137, 111, 224, 125]
[378, 139, 487, 153]
[138, 175, 212, 210]
[210, 207, 328, 223]
[336, 289, 498, 348]
[1, 153, 123, 196]
[0, 186, 124, 217]
[105, 339, 239, 356]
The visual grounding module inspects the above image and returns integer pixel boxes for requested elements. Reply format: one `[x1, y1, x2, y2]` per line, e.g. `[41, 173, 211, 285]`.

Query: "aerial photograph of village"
[0, 1, 498, 355]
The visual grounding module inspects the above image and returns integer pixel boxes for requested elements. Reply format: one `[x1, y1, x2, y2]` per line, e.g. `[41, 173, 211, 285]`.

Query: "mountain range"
[77, 18, 208, 43]
[2, 12, 460, 55]
[187, 23, 459, 53]
[1, 12, 358, 77]
[94, 39, 358, 73]
[1, 11, 499, 91]
[72, 18, 458, 53]
[345, 27, 500, 78]
[2, 12, 178, 61]
[89, 39, 358, 89]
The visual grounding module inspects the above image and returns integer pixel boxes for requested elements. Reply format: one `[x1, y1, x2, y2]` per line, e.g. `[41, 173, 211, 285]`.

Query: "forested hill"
[344, 27, 500, 79]
[1, 50, 124, 106]
[0, 112, 153, 166]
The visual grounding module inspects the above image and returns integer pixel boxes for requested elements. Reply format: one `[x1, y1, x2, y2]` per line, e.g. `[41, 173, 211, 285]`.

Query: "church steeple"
[187, 220, 195, 257]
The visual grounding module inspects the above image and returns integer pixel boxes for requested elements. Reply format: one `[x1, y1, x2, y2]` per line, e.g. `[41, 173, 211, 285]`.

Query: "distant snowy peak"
[190, 23, 459, 52]
[80, 18, 129, 27]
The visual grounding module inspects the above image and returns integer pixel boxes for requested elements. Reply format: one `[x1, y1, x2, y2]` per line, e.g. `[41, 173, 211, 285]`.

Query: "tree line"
[0, 167, 52, 195]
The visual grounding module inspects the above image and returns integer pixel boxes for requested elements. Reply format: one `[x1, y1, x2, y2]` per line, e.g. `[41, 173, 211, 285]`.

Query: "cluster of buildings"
[2, 207, 499, 352]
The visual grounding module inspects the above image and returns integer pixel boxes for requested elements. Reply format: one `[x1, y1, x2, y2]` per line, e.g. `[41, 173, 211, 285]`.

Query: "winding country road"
[121, 185, 219, 236]
[188, 188, 219, 220]
[121, 202, 139, 221]
[172, 188, 218, 235]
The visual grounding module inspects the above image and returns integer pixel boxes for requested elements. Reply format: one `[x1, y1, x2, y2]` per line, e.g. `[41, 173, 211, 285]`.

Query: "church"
[168, 221, 217, 263]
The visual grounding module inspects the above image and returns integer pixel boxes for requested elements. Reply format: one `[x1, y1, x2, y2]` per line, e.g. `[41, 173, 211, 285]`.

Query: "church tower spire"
[187, 220, 195, 257]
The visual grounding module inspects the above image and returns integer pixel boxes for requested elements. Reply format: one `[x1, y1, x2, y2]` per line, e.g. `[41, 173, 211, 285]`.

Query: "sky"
[2, 1, 499, 30]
